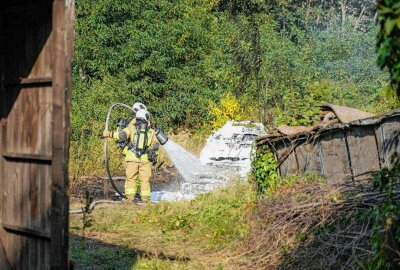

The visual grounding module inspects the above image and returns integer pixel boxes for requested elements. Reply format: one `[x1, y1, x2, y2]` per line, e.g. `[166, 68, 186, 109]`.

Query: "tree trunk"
[261, 79, 271, 124]
[306, 0, 312, 22]
[316, 0, 324, 26]
[354, 5, 366, 30]
[340, 0, 347, 32]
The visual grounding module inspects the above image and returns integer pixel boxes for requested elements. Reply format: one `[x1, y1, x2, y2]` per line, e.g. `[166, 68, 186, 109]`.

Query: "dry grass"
[229, 180, 389, 269]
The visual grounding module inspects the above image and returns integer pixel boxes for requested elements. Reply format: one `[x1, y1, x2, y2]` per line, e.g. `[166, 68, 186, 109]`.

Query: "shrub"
[209, 92, 245, 129]
[251, 145, 281, 194]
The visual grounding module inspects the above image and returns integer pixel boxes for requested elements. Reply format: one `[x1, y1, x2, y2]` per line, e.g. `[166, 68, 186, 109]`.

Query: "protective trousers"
[125, 161, 152, 201]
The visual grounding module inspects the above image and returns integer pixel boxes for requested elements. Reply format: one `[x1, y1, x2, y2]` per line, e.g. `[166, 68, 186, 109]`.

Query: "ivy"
[251, 145, 281, 194]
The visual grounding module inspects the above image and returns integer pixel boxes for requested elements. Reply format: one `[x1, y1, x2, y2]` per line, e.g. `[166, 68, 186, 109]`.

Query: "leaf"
[385, 19, 397, 35]
[377, 5, 394, 15]
[393, 2, 400, 10]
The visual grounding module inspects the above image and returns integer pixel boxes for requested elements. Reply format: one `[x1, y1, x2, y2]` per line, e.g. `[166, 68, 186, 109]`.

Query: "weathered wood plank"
[1, 3, 54, 269]
[51, 1, 72, 269]
[4, 85, 53, 157]
[319, 131, 352, 183]
[0, 236, 11, 270]
[5, 77, 53, 86]
[3, 224, 50, 239]
[2, 160, 52, 233]
[380, 118, 400, 166]
[296, 141, 322, 175]
[3, 152, 52, 161]
[3, 4, 52, 83]
[347, 126, 380, 180]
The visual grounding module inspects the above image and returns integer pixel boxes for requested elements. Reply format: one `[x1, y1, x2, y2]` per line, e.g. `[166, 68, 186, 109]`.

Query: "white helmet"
[136, 109, 150, 121]
[132, 102, 147, 113]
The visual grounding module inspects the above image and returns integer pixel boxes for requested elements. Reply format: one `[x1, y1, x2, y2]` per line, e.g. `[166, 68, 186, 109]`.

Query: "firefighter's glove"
[103, 130, 111, 138]
[148, 148, 157, 164]
[153, 143, 160, 151]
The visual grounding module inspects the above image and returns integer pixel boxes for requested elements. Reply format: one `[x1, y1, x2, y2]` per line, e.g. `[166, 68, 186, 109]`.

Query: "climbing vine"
[251, 145, 280, 194]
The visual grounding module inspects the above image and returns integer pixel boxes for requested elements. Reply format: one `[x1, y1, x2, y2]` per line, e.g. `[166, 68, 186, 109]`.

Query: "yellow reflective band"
[141, 190, 151, 197]
[147, 130, 154, 147]
[138, 133, 145, 149]
[125, 188, 136, 195]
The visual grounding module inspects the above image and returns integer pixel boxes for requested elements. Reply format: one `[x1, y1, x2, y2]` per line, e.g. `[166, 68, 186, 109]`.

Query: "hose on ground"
[70, 200, 121, 214]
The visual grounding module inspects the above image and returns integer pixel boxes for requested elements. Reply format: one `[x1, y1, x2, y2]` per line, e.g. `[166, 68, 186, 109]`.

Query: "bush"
[251, 145, 281, 194]
[209, 92, 244, 129]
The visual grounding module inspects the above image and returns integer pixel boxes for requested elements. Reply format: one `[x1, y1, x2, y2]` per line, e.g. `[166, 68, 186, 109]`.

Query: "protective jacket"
[112, 122, 158, 163]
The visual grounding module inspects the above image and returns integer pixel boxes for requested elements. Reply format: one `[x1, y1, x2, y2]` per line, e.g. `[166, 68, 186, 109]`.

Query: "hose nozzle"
[154, 128, 168, 145]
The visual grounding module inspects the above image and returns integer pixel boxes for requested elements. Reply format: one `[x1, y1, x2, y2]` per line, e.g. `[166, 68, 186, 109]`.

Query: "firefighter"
[103, 109, 159, 203]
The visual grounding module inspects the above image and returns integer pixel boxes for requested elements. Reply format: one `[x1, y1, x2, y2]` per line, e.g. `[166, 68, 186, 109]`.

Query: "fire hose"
[103, 102, 136, 199]
[70, 102, 169, 214]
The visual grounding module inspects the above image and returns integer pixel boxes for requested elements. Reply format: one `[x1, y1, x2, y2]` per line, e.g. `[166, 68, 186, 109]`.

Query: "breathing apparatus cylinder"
[154, 128, 169, 145]
[133, 120, 149, 157]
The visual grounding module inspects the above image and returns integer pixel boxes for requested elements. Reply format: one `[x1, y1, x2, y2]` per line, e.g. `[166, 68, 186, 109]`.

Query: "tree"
[377, 0, 400, 96]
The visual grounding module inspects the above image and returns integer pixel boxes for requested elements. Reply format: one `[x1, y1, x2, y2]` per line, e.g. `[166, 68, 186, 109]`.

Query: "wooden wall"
[265, 114, 400, 183]
[0, 0, 73, 269]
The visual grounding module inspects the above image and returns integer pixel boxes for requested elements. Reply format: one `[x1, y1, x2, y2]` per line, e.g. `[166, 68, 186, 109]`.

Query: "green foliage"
[366, 153, 400, 269]
[73, 0, 237, 136]
[70, 0, 388, 178]
[377, 0, 400, 96]
[80, 191, 94, 237]
[251, 143, 326, 194]
[273, 91, 321, 126]
[251, 145, 281, 193]
[370, 84, 400, 114]
[69, 121, 126, 180]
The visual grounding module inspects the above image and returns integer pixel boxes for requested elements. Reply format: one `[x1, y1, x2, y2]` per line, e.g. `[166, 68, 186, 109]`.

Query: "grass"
[69, 181, 255, 270]
[70, 172, 374, 269]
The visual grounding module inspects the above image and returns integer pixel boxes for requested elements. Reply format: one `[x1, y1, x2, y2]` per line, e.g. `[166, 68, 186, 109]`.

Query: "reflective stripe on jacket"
[112, 124, 157, 162]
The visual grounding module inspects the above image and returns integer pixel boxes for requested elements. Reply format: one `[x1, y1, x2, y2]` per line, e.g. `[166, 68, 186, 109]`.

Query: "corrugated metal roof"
[276, 125, 314, 136]
[320, 104, 375, 124]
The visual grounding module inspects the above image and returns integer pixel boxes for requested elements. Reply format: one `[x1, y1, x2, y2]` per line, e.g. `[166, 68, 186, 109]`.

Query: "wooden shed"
[0, 0, 73, 269]
[257, 105, 400, 183]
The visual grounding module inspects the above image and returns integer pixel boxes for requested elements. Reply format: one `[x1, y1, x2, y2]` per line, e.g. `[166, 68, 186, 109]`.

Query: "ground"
[69, 182, 254, 270]
[69, 174, 379, 270]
